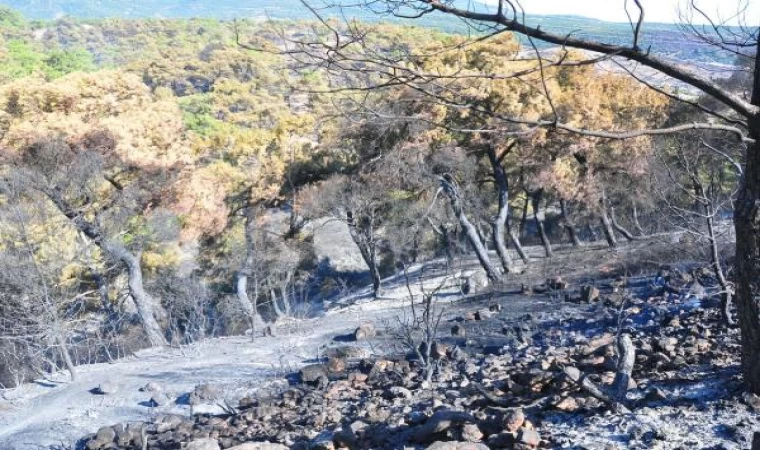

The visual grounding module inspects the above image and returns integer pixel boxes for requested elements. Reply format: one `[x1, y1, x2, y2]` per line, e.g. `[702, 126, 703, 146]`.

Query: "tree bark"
[106, 244, 168, 347]
[613, 334, 635, 402]
[531, 189, 553, 257]
[599, 190, 618, 248]
[56, 332, 77, 381]
[559, 198, 583, 246]
[563, 366, 630, 414]
[519, 190, 529, 237]
[278, 271, 293, 316]
[476, 220, 489, 250]
[708, 211, 735, 326]
[235, 205, 263, 337]
[440, 175, 501, 283]
[508, 226, 530, 264]
[695, 179, 735, 327]
[632, 204, 646, 235]
[610, 206, 637, 241]
[485, 144, 514, 273]
[734, 38, 760, 394]
[347, 212, 382, 298]
[587, 223, 599, 242]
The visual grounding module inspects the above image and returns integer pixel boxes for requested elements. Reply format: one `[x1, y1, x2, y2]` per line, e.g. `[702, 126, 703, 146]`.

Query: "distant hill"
[0, 0, 739, 67]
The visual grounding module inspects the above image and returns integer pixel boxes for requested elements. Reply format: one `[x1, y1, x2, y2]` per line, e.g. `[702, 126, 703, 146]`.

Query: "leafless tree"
[653, 132, 740, 324]
[0, 178, 81, 383]
[4, 134, 170, 347]
[394, 261, 451, 382]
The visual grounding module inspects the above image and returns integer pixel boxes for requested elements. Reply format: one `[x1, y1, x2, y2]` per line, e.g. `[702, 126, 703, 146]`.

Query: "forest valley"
[0, 1, 758, 449]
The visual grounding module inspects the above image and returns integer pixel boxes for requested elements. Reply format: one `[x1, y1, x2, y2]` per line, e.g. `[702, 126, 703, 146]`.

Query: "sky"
[481, 0, 760, 25]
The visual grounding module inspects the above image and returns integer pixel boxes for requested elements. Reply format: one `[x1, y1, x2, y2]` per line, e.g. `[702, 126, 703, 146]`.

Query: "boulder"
[150, 392, 170, 407]
[300, 364, 329, 388]
[191, 404, 227, 416]
[462, 423, 484, 442]
[92, 381, 118, 395]
[312, 217, 369, 276]
[580, 285, 600, 303]
[426, 442, 489, 450]
[462, 271, 489, 295]
[155, 415, 184, 433]
[86, 427, 116, 450]
[516, 428, 540, 448]
[546, 276, 568, 290]
[553, 396, 579, 412]
[186, 439, 221, 450]
[430, 341, 448, 360]
[188, 383, 222, 405]
[745, 392, 760, 412]
[327, 356, 346, 374]
[114, 423, 143, 447]
[311, 430, 336, 450]
[325, 346, 369, 359]
[389, 386, 413, 400]
[139, 381, 163, 393]
[644, 387, 669, 403]
[503, 408, 525, 432]
[227, 444, 289, 450]
[354, 322, 376, 341]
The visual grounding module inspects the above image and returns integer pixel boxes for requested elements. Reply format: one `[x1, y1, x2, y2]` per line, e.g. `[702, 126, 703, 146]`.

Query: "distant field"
[0, 0, 740, 66]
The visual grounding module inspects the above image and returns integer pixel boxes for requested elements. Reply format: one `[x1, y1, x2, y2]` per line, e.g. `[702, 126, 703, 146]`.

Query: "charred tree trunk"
[613, 334, 635, 402]
[270, 286, 285, 320]
[531, 189, 553, 257]
[695, 180, 735, 327]
[508, 226, 530, 264]
[440, 175, 501, 283]
[559, 198, 583, 247]
[632, 204, 646, 236]
[610, 206, 637, 241]
[43, 188, 168, 347]
[485, 144, 515, 273]
[587, 223, 600, 242]
[56, 332, 76, 381]
[519, 191, 529, 237]
[279, 271, 293, 317]
[599, 215, 618, 248]
[235, 205, 263, 336]
[708, 209, 735, 326]
[599, 190, 618, 248]
[734, 38, 760, 394]
[106, 244, 168, 347]
[347, 212, 382, 298]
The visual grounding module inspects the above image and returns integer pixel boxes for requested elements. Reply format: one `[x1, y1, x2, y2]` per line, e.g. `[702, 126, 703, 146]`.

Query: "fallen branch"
[563, 366, 631, 414]
[474, 383, 550, 410]
[613, 334, 636, 402]
[474, 383, 511, 407]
